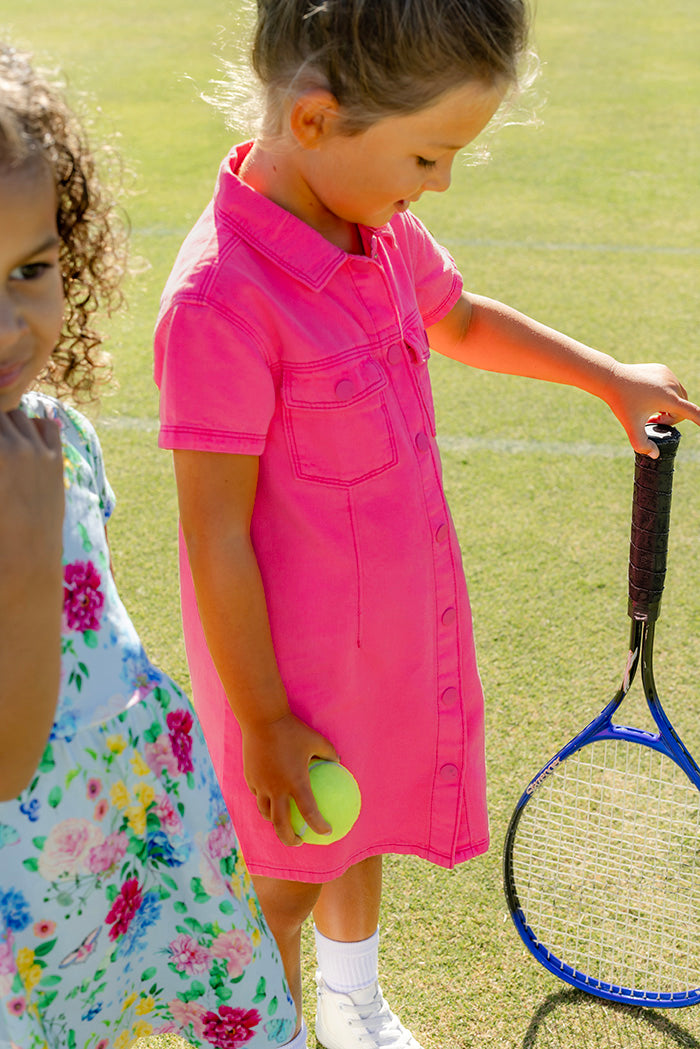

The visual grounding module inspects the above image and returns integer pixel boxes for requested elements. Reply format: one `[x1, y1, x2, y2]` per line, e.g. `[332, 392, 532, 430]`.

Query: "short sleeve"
[61, 403, 116, 524]
[390, 212, 463, 328]
[155, 300, 276, 455]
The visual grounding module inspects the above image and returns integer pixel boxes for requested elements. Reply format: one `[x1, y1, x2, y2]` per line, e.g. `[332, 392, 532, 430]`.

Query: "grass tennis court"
[4, 0, 699, 1044]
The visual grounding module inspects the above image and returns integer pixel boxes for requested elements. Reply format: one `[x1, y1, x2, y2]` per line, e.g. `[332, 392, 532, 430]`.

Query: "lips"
[0, 360, 27, 390]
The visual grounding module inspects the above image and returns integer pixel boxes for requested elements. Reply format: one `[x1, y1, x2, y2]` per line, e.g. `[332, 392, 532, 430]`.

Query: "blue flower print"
[19, 798, 40, 822]
[0, 888, 32, 932]
[116, 889, 162, 959]
[146, 830, 191, 867]
[50, 709, 79, 742]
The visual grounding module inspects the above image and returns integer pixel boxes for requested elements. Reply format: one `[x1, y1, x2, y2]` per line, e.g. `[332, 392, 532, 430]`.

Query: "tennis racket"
[504, 423, 700, 1008]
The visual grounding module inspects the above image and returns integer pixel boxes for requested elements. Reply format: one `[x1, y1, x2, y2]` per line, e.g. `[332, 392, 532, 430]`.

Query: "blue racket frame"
[503, 425, 700, 1008]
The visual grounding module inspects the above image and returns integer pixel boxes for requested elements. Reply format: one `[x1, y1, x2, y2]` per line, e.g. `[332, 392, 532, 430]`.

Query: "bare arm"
[428, 293, 700, 456]
[0, 411, 64, 800]
[173, 449, 337, 845]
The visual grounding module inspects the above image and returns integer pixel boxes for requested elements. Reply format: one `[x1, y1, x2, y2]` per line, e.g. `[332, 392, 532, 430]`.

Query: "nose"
[422, 160, 453, 195]
[0, 290, 28, 348]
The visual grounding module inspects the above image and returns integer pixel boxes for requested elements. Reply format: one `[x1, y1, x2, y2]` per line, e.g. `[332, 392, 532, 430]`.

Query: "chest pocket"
[282, 356, 398, 487]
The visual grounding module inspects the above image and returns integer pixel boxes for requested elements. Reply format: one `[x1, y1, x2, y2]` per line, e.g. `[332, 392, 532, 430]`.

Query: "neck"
[238, 141, 362, 254]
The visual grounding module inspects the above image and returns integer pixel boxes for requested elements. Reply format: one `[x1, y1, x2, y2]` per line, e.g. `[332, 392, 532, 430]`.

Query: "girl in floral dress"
[0, 44, 297, 1049]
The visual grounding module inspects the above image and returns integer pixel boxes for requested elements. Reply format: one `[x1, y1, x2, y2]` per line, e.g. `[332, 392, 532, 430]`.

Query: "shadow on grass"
[522, 988, 700, 1048]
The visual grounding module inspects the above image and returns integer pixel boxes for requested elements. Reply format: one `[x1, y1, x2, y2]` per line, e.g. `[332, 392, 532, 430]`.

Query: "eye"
[416, 156, 437, 170]
[9, 262, 53, 281]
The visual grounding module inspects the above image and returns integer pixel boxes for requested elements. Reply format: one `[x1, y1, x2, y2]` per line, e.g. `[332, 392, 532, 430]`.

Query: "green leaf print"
[65, 768, 81, 789]
[268, 996, 279, 1016]
[34, 938, 57, 957]
[48, 786, 63, 808]
[23, 857, 39, 872]
[38, 990, 58, 1009]
[141, 967, 157, 981]
[253, 978, 266, 1003]
[77, 521, 92, 552]
[184, 917, 204, 934]
[153, 686, 171, 709]
[40, 975, 63, 987]
[173, 901, 187, 914]
[32, 836, 47, 849]
[38, 744, 55, 773]
[218, 899, 235, 915]
[144, 721, 161, 743]
[162, 874, 178, 892]
[82, 630, 98, 649]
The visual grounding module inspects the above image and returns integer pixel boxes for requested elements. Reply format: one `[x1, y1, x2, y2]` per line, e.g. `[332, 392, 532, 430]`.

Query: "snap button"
[440, 687, 458, 707]
[439, 764, 459, 782]
[335, 379, 354, 400]
[435, 523, 448, 544]
[387, 345, 402, 365]
[415, 432, 430, 452]
[441, 607, 456, 626]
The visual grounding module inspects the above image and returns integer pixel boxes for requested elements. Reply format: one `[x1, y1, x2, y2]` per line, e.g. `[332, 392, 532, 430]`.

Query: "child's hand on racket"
[604, 361, 700, 458]
[241, 711, 339, 846]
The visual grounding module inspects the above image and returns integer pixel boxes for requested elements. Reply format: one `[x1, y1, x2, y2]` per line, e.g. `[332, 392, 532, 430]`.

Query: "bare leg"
[313, 855, 382, 942]
[252, 874, 322, 1032]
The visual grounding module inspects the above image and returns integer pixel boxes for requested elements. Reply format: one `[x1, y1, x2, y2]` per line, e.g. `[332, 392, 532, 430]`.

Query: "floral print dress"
[0, 394, 295, 1049]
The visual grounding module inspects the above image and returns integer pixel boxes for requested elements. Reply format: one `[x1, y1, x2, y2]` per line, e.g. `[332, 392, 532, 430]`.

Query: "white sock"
[314, 924, 379, 992]
[283, 1020, 308, 1048]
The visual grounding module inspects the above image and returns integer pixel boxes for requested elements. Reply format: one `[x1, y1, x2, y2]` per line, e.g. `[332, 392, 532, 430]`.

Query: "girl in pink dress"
[154, 2, 700, 1047]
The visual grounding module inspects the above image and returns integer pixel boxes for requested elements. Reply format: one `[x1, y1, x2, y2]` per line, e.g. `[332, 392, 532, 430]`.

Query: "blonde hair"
[250, 0, 534, 135]
[0, 44, 126, 402]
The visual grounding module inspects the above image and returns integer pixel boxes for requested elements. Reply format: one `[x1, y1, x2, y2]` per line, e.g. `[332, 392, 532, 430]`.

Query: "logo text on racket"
[526, 757, 561, 795]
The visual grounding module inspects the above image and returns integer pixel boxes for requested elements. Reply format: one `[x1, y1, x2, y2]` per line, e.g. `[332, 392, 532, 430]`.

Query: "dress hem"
[242, 836, 490, 883]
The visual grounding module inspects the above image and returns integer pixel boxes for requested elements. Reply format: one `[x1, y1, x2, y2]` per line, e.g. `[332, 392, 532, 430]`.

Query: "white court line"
[136, 227, 699, 258]
[438, 433, 700, 462]
[440, 237, 700, 257]
[97, 417, 700, 463]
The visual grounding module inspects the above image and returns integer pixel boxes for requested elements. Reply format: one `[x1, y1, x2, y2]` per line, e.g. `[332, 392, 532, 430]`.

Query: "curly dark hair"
[0, 44, 126, 401]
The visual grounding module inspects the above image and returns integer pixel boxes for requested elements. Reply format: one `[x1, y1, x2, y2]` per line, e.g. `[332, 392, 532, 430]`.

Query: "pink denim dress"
[155, 144, 489, 881]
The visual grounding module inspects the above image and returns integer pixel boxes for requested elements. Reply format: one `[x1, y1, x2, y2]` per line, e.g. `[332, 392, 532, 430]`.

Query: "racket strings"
[512, 740, 700, 1000]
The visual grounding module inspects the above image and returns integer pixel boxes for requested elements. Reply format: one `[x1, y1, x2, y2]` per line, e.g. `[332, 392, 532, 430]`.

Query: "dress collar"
[214, 142, 397, 291]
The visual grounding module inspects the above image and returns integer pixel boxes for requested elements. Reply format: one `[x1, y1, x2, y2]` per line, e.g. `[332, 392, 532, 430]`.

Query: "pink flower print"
[167, 709, 194, 774]
[63, 560, 104, 633]
[33, 920, 56, 939]
[105, 877, 143, 941]
[202, 1006, 261, 1049]
[210, 929, 254, 978]
[144, 735, 179, 778]
[168, 933, 211, 975]
[37, 818, 103, 881]
[169, 998, 207, 1040]
[7, 997, 26, 1016]
[94, 798, 109, 822]
[208, 819, 237, 859]
[154, 794, 182, 834]
[86, 778, 102, 800]
[95, 1040, 110, 1049]
[87, 831, 128, 875]
[0, 935, 15, 975]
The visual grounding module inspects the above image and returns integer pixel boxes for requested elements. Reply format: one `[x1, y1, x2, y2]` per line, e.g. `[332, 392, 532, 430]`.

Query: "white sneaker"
[315, 972, 424, 1048]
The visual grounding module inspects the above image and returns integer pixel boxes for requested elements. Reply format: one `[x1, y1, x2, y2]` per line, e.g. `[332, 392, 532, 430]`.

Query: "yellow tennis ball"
[289, 760, 361, 845]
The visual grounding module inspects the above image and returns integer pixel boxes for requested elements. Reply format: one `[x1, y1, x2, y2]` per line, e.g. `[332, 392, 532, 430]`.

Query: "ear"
[289, 89, 341, 149]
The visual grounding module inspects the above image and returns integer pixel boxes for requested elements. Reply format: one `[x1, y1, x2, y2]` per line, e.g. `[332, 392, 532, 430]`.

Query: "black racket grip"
[628, 423, 680, 622]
